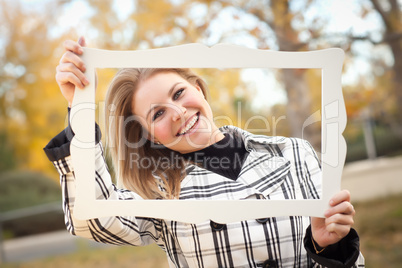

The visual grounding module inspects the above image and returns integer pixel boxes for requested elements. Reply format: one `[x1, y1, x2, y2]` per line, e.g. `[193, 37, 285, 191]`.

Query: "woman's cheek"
[153, 121, 173, 143]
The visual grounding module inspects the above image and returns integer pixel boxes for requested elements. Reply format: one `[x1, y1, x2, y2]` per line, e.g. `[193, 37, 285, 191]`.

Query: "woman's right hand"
[55, 36, 89, 107]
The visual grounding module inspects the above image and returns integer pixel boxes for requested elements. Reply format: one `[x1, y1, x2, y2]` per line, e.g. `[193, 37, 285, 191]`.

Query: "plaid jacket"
[44, 125, 364, 268]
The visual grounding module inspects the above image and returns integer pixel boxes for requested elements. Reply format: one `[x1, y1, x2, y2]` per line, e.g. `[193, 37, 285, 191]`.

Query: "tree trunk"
[371, 0, 402, 138]
[388, 34, 402, 136]
[269, 0, 321, 150]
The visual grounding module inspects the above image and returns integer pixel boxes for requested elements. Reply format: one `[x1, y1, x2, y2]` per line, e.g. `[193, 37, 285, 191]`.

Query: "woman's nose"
[172, 106, 186, 121]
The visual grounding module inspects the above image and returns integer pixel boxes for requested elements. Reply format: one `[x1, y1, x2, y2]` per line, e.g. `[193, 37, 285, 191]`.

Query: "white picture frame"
[70, 44, 346, 223]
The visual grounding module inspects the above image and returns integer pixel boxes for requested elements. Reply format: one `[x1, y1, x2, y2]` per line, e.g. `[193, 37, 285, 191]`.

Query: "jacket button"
[262, 260, 277, 268]
[210, 221, 226, 231]
[256, 218, 269, 224]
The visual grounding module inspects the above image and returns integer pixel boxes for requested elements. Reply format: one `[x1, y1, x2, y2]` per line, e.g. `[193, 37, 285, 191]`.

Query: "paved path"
[1, 230, 110, 263]
[341, 155, 402, 202]
[2, 156, 402, 264]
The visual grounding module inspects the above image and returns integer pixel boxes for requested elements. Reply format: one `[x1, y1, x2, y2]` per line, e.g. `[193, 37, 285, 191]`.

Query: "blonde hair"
[105, 68, 209, 199]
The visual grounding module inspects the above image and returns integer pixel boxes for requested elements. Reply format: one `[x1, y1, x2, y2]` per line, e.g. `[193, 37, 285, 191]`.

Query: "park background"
[0, 0, 401, 267]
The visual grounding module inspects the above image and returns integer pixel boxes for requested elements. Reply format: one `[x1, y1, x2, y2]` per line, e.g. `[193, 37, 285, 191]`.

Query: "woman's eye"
[173, 88, 184, 100]
[153, 110, 164, 121]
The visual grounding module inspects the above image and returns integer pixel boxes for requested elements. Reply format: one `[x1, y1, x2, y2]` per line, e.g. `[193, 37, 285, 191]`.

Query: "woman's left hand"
[311, 190, 355, 248]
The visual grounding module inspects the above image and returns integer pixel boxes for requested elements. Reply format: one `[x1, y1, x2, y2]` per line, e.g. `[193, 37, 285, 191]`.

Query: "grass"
[353, 194, 402, 268]
[3, 194, 402, 267]
[2, 243, 169, 268]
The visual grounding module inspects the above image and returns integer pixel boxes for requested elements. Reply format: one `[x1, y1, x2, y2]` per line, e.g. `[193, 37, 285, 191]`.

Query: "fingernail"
[84, 78, 89, 85]
[324, 210, 330, 217]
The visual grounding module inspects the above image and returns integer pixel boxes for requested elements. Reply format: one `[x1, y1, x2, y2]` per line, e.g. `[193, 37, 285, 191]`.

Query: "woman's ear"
[195, 81, 205, 98]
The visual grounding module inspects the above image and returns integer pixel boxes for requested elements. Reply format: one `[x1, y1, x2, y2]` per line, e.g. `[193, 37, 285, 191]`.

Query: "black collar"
[180, 133, 249, 180]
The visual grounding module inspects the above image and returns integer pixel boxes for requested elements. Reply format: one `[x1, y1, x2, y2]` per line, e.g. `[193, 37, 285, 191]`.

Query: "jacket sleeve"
[43, 122, 164, 247]
[300, 139, 365, 267]
[304, 225, 365, 268]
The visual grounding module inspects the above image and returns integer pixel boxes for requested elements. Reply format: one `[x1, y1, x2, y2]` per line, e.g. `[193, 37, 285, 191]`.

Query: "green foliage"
[0, 131, 17, 172]
[0, 171, 64, 238]
[0, 171, 61, 212]
[345, 122, 402, 162]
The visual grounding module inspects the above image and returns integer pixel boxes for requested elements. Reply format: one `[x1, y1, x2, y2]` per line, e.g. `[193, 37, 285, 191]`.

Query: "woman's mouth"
[177, 112, 200, 136]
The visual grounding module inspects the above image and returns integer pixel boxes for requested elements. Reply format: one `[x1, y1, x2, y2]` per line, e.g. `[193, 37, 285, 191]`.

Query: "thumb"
[78, 36, 86, 47]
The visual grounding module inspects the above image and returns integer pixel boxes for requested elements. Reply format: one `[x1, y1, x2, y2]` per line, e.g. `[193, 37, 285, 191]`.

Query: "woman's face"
[132, 72, 223, 154]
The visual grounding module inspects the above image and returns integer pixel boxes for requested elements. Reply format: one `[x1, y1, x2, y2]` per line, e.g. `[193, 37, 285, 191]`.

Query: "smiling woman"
[130, 70, 223, 153]
[104, 68, 225, 199]
[44, 37, 365, 267]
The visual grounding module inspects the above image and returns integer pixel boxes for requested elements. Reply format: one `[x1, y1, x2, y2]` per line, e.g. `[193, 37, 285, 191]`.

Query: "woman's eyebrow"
[167, 82, 182, 97]
[146, 82, 182, 120]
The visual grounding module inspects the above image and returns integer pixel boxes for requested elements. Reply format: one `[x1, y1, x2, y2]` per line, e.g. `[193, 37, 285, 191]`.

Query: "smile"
[177, 112, 200, 136]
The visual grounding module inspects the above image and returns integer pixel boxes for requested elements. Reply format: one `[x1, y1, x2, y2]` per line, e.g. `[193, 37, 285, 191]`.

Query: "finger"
[55, 71, 84, 89]
[325, 212, 354, 227]
[325, 200, 355, 218]
[78, 36, 86, 47]
[325, 222, 352, 239]
[59, 51, 86, 72]
[55, 71, 86, 89]
[329, 189, 351, 206]
[56, 63, 89, 86]
[63, 39, 84, 55]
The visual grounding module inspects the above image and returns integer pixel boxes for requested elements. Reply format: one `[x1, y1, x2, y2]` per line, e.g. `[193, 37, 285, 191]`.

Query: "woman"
[45, 37, 364, 267]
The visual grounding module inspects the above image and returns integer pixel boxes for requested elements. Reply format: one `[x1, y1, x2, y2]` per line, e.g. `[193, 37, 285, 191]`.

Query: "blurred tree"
[329, 0, 402, 139]
[53, 0, 325, 153]
[189, 0, 324, 149]
[3, 0, 400, 177]
[268, 1, 319, 148]
[330, 0, 402, 159]
[369, 0, 402, 137]
[182, 0, 401, 152]
[0, 0, 252, 179]
[0, 1, 71, 177]
[83, 0, 251, 136]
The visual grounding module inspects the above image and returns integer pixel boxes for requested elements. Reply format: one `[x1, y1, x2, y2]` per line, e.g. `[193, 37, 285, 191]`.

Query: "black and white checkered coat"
[45, 125, 364, 268]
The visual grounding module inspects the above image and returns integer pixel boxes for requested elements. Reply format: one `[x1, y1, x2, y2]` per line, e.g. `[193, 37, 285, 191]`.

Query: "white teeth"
[179, 114, 199, 135]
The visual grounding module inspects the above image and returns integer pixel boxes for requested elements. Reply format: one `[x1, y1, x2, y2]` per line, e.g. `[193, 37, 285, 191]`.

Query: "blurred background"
[0, 0, 401, 267]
